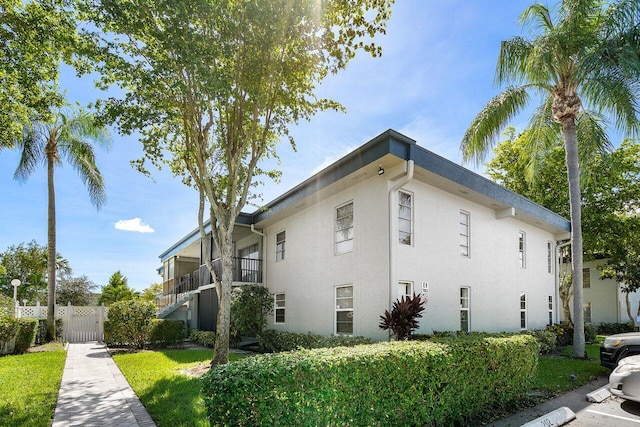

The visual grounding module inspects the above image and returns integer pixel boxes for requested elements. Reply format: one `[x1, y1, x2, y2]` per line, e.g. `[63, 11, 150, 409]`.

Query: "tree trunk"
[46, 155, 57, 341]
[562, 120, 585, 358]
[211, 229, 233, 366]
[625, 291, 634, 324]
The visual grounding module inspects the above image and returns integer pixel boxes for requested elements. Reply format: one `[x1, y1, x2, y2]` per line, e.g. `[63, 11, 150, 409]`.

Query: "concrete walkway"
[52, 342, 156, 427]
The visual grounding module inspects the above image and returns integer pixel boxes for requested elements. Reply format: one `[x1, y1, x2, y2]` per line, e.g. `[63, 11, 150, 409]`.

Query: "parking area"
[569, 396, 640, 426]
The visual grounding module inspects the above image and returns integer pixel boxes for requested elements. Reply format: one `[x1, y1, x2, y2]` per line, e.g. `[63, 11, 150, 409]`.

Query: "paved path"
[52, 342, 156, 427]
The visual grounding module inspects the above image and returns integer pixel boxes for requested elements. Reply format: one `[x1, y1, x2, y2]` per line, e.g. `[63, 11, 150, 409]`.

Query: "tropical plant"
[379, 293, 426, 340]
[460, 0, 640, 358]
[230, 284, 273, 342]
[98, 271, 138, 306]
[80, 0, 393, 365]
[13, 107, 110, 339]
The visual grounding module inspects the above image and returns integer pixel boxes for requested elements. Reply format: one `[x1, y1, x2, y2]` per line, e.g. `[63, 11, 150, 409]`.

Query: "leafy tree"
[487, 135, 640, 321]
[140, 283, 162, 303]
[98, 271, 138, 306]
[80, 0, 393, 365]
[0, 0, 77, 148]
[230, 284, 273, 343]
[460, 0, 640, 358]
[0, 241, 71, 304]
[13, 107, 110, 339]
[379, 293, 425, 340]
[56, 274, 98, 306]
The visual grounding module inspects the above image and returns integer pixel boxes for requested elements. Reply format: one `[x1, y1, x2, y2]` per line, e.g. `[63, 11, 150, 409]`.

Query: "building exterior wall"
[262, 172, 558, 339]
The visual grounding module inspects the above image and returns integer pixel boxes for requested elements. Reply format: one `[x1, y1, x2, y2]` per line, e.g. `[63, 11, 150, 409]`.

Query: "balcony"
[199, 257, 263, 286]
[157, 271, 199, 311]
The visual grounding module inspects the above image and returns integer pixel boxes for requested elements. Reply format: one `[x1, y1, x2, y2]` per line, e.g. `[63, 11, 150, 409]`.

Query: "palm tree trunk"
[562, 120, 585, 358]
[47, 155, 57, 341]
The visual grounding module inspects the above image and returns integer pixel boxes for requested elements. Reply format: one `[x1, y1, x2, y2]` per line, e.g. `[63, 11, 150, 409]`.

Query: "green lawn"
[113, 349, 246, 427]
[0, 348, 66, 427]
[533, 341, 610, 394]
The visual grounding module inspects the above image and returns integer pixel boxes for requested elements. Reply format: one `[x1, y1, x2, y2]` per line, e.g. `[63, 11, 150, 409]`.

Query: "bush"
[522, 329, 556, 354]
[584, 323, 597, 343]
[546, 323, 573, 346]
[0, 315, 18, 354]
[379, 293, 425, 340]
[190, 329, 216, 348]
[104, 300, 156, 349]
[259, 330, 372, 352]
[597, 322, 634, 335]
[14, 318, 38, 354]
[230, 285, 273, 340]
[149, 319, 186, 347]
[201, 336, 538, 426]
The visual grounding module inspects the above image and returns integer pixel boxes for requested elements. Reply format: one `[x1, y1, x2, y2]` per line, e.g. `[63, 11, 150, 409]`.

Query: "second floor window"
[335, 202, 354, 254]
[399, 191, 413, 245]
[547, 241, 553, 273]
[518, 231, 526, 269]
[583, 268, 591, 288]
[459, 210, 470, 257]
[276, 231, 286, 262]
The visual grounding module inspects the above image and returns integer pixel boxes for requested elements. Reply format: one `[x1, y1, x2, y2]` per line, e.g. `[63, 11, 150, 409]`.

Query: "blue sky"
[0, 0, 537, 291]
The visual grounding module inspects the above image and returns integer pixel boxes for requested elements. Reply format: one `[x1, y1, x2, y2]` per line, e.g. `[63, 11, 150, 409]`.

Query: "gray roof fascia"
[251, 129, 415, 223]
[409, 145, 571, 232]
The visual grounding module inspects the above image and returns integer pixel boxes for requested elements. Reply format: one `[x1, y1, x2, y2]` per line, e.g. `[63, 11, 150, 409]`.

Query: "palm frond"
[496, 37, 534, 85]
[13, 126, 45, 182]
[461, 86, 531, 166]
[60, 135, 107, 210]
[602, 0, 640, 37]
[519, 3, 554, 32]
[520, 96, 562, 181]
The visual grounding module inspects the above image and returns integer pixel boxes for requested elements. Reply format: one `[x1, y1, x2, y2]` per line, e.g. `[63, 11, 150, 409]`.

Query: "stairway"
[157, 290, 199, 318]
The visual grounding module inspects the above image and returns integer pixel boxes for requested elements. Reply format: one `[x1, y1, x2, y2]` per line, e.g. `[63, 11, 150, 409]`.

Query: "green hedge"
[149, 319, 186, 347]
[14, 318, 38, 354]
[259, 330, 372, 351]
[201, 335, 538, 426]
[104, 300, 156, 349]
[190, 330, 216, 348]
[0, 316, 19, 354]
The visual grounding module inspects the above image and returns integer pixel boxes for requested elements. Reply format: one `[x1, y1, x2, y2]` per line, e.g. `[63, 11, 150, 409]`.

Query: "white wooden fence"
[17, 302, 108, 342]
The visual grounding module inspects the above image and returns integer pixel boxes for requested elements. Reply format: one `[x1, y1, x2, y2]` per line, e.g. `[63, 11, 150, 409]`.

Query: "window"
[460, 287, 470, 332]
[239, 244, 260, 282]
[398, 281, 413, 300]
[584, 302, 592, 324]
[459, 210, 470, 257]
[583, 268, 591, 288]
[335, 286, 353, 334]
[335, 202, 354, 254]
[520, 293, 527, 330]
[547, 242, 553, 274]
[518, 231, 526, 268]
[275, 231, 286, 262]
[548, 295, 554, 326]
[274, 293, 285, 324]
[398, 191, 413, 245]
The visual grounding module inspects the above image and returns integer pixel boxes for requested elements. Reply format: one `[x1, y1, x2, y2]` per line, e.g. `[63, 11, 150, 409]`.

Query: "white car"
[609, 354, 640, 403]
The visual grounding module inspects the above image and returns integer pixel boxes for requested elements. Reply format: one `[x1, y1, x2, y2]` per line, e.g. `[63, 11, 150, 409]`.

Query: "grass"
[0, 348, 66, 427]
[113, 349, 246, 427]
[533, 338, 610, 394]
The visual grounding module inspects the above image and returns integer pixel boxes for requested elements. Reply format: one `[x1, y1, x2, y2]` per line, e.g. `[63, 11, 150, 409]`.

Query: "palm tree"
[461, 0, 640, 358]
[14, 107, 111, 339]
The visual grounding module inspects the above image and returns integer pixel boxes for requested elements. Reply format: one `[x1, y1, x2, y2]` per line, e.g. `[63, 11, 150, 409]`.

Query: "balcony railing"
[157, 271, 199, 310]
[200, 257, 263, 286]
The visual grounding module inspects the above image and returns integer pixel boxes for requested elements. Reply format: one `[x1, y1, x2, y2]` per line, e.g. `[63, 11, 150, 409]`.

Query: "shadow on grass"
[137, 374, 209, 426]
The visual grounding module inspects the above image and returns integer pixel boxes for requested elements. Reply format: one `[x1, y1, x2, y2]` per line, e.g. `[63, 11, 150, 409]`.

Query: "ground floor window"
[335, 285, 353, 334]
[398, 281, 412, 300]
[584, 302, 592, 324]
[274, 293, 285, 324]
[520, 293, 527, 330]
[460, 287, 470, 332]
[548, 295, 553, 326]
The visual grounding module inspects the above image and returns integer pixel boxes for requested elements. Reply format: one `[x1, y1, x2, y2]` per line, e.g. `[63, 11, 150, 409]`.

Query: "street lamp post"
[11, 279, 21, 317]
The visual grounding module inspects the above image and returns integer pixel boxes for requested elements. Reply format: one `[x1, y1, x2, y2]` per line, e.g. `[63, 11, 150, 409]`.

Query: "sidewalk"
[488, 376, 609, 426]
[52, 342, 156, 427]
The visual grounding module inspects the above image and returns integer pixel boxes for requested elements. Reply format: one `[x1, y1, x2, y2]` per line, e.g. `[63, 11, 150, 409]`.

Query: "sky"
[0, 0, 543, 291]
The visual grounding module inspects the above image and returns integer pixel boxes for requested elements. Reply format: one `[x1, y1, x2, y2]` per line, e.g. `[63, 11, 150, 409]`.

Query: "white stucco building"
[157, 130, 571, 340]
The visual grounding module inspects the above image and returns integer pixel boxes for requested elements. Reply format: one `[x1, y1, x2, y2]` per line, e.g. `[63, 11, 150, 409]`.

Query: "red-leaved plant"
[379, 293, 426, 340]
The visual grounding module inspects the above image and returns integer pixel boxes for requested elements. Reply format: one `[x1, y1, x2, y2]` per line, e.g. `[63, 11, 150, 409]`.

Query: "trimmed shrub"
[201, 335, 538, 426]
[149, 319, 186, 347]
[584, 323, 597, 343]
[190, 329, 216, 348]
[546, 323, 573, 346]
[597, 322, 635, 335]
[0, 316, 18, 355]
[522, 329, 556, 354]
[259, 330, 372, 352]
[14, 318, 38, 354]
[104, 299, 156, 349]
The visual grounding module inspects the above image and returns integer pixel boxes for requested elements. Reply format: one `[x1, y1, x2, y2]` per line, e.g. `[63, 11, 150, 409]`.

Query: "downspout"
[251, 224, 266, 286]
[556, 240, 571, 324]
[388, 160, 415, 312]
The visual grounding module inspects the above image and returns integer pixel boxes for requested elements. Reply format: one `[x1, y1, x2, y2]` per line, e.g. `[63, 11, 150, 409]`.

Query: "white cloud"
[114, 218, 155, 233]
